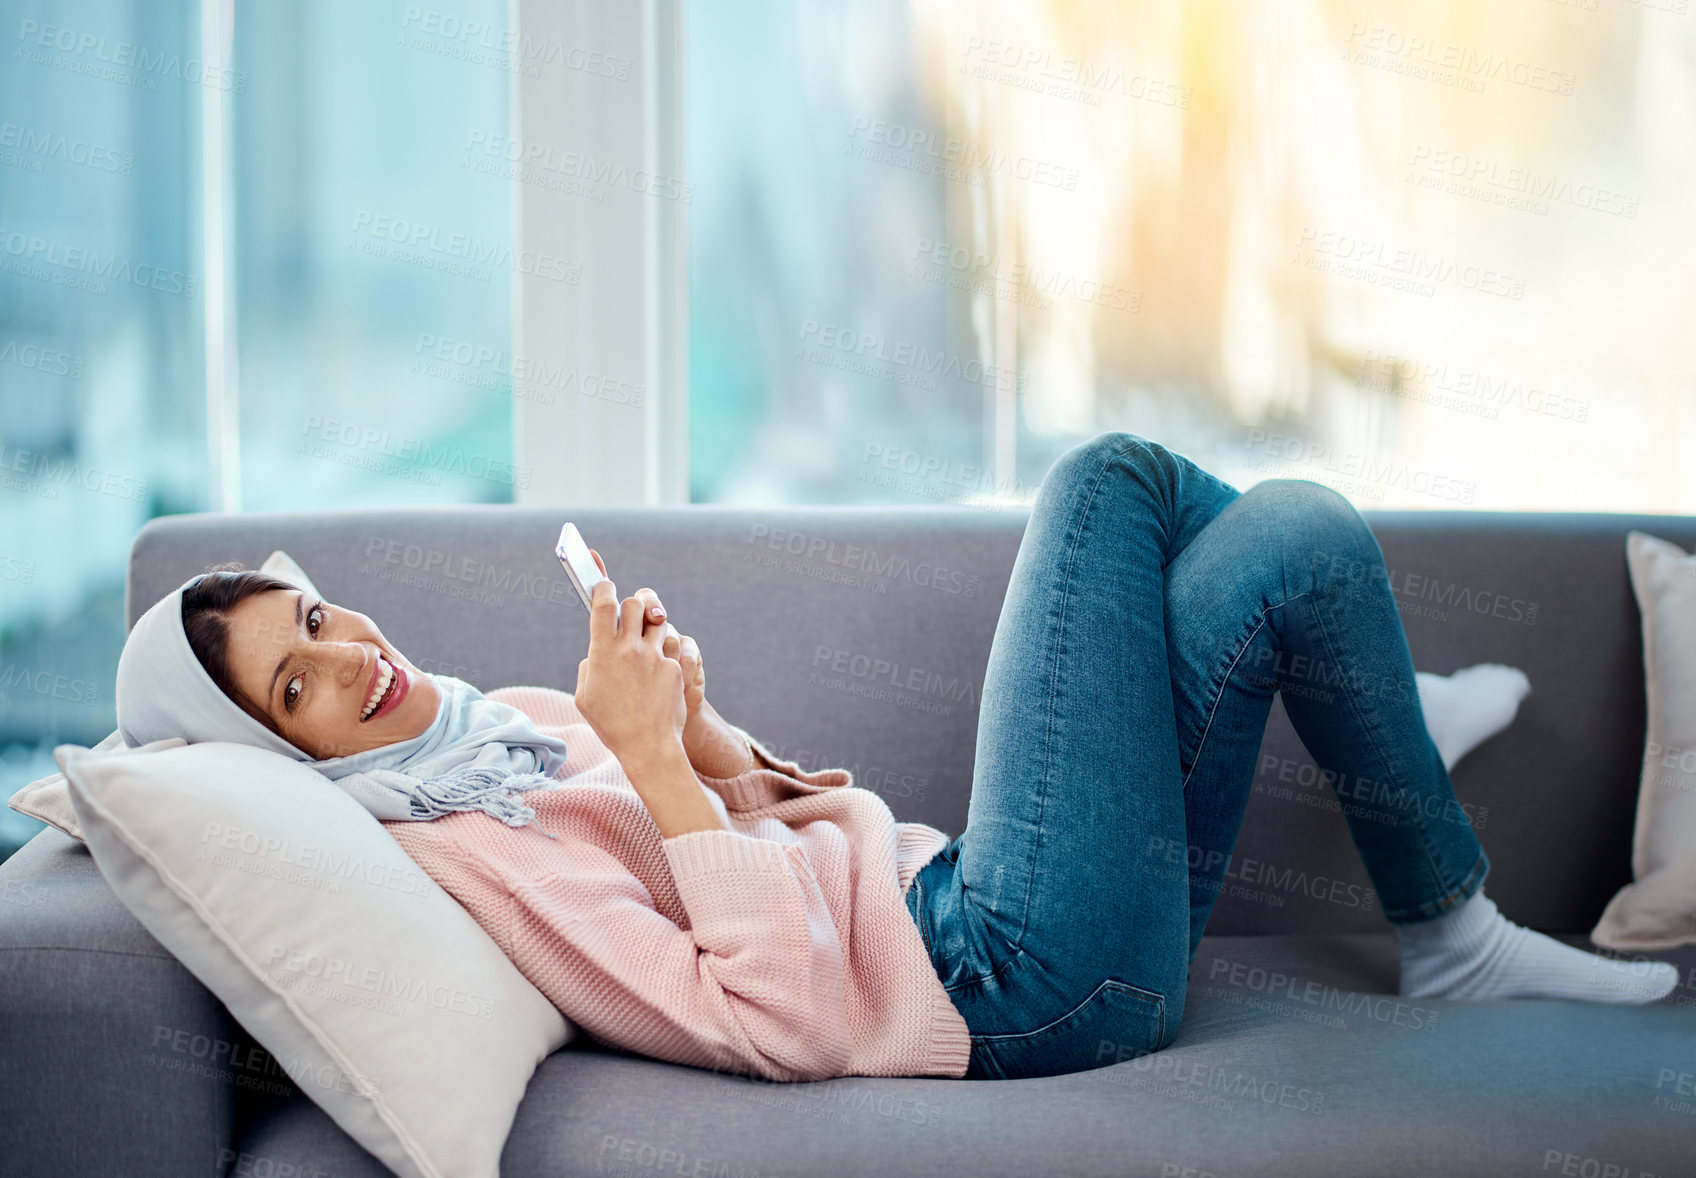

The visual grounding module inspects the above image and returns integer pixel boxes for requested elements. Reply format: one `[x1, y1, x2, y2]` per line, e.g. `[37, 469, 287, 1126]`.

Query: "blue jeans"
[904, 432, 1490, 1080]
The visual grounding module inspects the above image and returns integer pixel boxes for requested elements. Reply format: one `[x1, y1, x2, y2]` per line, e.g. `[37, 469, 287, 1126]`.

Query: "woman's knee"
[1241, 478, 1380, 575]
[1040, 431, 1169, 501]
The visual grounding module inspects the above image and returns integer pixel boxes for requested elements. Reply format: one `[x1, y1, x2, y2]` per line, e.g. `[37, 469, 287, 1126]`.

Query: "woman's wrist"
[683, 701, 758, 778]
[620, 737, 728, 837]
[620, 734, 691, 783]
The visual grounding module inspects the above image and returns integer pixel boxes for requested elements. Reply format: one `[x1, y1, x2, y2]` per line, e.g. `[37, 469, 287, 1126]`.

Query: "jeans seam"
[1383, 851, 1488, 923]
[910, 870, 932, 959]
[1004, 437, 1125, 961]
[1298, 570, 1456, 907]
[970, 977, 1167, 1046]
[1179, 592, 1310, 793]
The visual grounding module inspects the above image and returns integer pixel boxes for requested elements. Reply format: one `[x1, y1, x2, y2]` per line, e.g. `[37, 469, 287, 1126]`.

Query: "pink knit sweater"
[381, 686, 972, 1081]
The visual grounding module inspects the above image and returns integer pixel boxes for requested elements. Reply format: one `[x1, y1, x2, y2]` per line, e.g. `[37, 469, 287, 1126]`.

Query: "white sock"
[1395, 889, 1679, 1003]
[1416, 664, 1532, 771]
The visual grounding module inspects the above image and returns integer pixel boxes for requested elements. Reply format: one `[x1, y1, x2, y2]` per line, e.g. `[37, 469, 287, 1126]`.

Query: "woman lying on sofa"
[111, 431, 1679, 1083]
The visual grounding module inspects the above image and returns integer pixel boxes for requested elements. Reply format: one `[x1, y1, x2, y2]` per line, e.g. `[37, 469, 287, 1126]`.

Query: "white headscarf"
[114, 575, 571, 835]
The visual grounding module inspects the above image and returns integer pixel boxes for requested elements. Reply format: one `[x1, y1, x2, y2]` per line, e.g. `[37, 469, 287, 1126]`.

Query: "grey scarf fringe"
[406, 767, 561, 839]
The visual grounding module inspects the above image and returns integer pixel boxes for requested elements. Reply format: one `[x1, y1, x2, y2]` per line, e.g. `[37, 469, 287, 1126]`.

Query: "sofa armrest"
[0, 829, 239, 1178]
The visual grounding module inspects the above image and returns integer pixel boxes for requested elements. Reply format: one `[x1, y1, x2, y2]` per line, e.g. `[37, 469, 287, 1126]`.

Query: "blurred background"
[2, 0, 1691, 858]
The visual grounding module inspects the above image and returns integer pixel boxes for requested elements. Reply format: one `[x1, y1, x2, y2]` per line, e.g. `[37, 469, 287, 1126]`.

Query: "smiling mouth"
[359, 655, 399, 722]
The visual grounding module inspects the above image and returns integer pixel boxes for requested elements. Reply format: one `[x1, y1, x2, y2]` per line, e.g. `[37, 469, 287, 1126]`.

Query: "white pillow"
[58, 738, 572, 1178]
[259, 547, 324, 598]
[1592, 530, 1696, 950]
[8, 549, 319, 843]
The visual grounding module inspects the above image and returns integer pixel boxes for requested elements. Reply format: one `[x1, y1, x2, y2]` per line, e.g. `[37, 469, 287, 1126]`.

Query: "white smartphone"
[555, 522, 605, 610]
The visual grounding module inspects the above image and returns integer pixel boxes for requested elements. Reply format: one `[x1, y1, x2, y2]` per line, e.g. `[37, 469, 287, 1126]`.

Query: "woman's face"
[222, 589, 442, 759]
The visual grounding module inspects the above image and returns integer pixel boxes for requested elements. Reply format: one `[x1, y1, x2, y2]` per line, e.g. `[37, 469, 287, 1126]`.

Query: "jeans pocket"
[973, 978, 1168, 1080]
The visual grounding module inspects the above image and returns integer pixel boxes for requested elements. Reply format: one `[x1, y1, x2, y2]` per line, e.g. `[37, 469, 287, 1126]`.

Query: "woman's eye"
[307, 604, 325, 636]
[284, 674, 304, 711]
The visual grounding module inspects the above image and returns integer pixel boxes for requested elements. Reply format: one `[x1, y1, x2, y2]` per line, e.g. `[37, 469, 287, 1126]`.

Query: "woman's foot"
[1396, 890, 1679, 1003]
[1416, 664, 1531, 772]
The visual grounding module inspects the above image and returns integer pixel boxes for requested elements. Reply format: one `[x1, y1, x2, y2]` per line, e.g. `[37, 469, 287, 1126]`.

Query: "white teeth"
[361, 659, 394, 720]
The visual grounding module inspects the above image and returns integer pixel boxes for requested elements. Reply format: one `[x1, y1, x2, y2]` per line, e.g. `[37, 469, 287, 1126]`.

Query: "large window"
[687, 0, 1693, 511]
[233, 2, 516, 515]
[0, 0, 515, 858]
[5, 0, 1693, 858]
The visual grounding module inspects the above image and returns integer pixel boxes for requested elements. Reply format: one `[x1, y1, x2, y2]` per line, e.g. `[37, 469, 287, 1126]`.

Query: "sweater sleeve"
[662, 830, 853, 1079]
[692, 724, 855, 812]
[498, 827, 854, 1083]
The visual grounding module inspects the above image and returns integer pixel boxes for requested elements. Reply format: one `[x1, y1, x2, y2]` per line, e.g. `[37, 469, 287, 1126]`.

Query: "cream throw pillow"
[59, 738, 572, 1178]
[1591, 530, 1696, 951]
[8, 550, 319, 842]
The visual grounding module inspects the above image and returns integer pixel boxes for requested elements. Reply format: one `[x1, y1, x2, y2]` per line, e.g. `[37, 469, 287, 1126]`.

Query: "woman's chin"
[306, 671, 442, 759]
[380, 669, 441, 742]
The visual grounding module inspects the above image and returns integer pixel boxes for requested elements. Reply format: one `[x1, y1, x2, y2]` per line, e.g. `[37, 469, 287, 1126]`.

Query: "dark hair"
[181, 562, 301, 736]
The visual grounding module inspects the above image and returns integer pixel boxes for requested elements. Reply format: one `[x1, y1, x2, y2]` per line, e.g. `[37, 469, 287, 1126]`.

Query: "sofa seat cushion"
[0, 831, 240, 1177]
[230, 933, 1696, 1178]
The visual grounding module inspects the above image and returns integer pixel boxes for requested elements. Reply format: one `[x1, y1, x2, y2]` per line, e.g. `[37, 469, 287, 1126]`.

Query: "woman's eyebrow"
[267, 592, 306, 707]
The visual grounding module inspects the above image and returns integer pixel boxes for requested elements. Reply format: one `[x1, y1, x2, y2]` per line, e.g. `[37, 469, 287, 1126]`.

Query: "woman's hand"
[572, 576, 686, 775]
[661, 627, 706, 722]
[661, 629, 758, 778]
[585, 548, 755, 779]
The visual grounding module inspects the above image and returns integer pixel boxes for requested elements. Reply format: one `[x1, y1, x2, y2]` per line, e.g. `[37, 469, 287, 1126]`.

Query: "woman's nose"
[332, 643, 370, 685]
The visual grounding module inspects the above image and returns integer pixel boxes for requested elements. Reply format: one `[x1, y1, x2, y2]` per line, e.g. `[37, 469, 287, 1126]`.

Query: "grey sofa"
[4, 501, 1696, 1178]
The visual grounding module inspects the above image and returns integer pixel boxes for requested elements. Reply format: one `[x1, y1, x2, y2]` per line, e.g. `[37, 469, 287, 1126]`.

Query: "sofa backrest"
[127, 504, 1696, 936]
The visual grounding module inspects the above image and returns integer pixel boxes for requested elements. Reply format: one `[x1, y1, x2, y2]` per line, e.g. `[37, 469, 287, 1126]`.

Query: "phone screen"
[555, 522, 604, 609]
